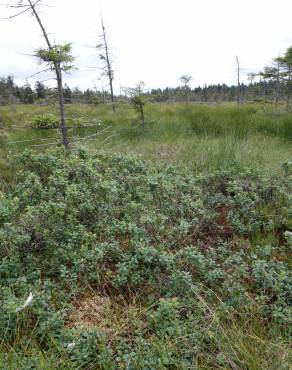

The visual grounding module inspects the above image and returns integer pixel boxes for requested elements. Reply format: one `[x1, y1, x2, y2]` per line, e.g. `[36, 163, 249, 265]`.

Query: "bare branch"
[70, 126, 112, 143]
[3, 6, 31, 19]
[30, 140, 62, 147]
[25, 68, 52, 78]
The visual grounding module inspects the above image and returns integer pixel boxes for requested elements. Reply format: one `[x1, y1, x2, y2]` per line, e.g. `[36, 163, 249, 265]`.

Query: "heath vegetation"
[0, 1, 292, 369]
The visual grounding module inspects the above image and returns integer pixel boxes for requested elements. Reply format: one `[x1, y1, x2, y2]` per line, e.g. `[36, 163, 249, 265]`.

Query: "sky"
[1, 0, 292, 93]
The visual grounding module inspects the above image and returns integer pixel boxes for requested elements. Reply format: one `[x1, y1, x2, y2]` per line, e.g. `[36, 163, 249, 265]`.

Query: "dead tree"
[275, 58, 281, 106]
[236, 56, 240, 107]
[97, 16, 115, 112]
[6, 0, 73, 149]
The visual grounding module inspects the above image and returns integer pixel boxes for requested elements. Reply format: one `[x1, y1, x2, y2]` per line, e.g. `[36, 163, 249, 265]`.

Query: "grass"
[1, 102, 292, 173]
[1, 287, 290, 369]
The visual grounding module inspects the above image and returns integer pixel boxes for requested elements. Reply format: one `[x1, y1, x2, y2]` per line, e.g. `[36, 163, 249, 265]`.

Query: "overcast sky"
[1, 0, 292, 92]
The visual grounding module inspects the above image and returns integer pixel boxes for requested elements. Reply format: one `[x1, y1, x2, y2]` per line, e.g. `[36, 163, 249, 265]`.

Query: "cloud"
[1, 0, 292, 91]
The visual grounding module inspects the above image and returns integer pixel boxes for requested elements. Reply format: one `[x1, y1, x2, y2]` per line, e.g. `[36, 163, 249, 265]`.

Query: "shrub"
[28, 114, 59, 129]
[0, 148, 291, 368]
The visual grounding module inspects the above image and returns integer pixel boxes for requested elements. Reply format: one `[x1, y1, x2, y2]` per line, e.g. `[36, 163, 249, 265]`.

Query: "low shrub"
[0, 148, 291, 368]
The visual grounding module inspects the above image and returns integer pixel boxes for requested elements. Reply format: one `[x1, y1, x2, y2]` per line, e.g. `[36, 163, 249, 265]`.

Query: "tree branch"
[25, 68, 52, 78]
[3, 7, 31, 19]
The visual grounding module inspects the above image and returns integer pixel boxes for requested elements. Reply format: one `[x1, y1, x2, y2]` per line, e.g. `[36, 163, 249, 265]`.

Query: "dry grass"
[66, 291, 151, 343]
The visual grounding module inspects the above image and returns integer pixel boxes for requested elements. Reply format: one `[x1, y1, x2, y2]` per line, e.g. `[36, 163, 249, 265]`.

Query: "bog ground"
[0, 103, 291, 369]
[1, 103, 292, 173]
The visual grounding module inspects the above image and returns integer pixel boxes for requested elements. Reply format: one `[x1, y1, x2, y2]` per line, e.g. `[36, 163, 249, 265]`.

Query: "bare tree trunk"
[55, 66, 69, 148]
[275, 59, 280, 107]
[101, 18, 115, 113]
[287, 65, 291, 109]
[28, 0, 69, 149]
[236, 56, 240, 107]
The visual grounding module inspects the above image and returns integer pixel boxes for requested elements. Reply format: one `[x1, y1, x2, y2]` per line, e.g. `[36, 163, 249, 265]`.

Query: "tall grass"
[1, 102, 292, 173]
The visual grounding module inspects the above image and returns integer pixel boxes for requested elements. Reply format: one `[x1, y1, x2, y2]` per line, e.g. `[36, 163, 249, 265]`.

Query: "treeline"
[0, 75, 284, 106]
[148, 80, 280, 103]
[0, 76, 111, 106]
